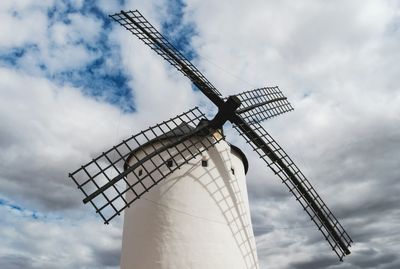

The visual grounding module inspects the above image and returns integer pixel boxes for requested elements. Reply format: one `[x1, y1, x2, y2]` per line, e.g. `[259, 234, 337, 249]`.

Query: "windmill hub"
[209, 95, 242, 130]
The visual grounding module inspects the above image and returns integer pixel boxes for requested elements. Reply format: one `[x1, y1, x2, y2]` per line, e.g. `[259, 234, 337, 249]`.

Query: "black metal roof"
[124, 123, 248, 174]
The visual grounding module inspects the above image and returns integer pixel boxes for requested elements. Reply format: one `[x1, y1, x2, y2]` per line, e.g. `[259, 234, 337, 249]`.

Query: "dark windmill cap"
[124, 122, 248, 173]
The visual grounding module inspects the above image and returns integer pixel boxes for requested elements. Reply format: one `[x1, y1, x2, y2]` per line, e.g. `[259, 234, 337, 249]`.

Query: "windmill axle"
[208, 95, 241, 130]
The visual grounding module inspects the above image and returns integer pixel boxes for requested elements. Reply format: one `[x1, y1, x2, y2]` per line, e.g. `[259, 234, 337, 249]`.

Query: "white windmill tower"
[120, 124, 258, 268]
[69, 9, 352, 269]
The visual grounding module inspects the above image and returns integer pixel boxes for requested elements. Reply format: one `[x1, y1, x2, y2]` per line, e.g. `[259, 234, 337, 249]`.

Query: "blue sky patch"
[0, 45, 39, 67]
[0, 0, 201, 114]
[162, 0, 197, 61]
[0, 197, 63, 222]
[1, 0, 136, 113]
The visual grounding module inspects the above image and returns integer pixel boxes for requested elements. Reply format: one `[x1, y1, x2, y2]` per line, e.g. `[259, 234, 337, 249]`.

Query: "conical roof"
[124, 122, 248, 173]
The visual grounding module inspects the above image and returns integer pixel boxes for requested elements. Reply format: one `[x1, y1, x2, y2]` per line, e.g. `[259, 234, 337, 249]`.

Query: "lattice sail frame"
[69, 107, 223, 224]
[234, 86, 294, 125]
[233, 120, 353, 260]
[110, 10, 222, 100]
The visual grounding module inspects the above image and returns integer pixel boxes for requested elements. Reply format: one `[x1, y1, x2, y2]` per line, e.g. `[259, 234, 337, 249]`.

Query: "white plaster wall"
[120, 138, 259, 269]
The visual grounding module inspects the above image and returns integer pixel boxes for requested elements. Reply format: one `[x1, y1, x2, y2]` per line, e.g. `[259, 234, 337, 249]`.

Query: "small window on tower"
[166, 159, 174, 168]
[202, 160, 208, 167]
[231, 168, 235, 175]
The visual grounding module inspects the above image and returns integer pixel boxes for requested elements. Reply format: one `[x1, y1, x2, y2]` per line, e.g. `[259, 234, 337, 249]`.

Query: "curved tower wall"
[120, 138, 259, 269]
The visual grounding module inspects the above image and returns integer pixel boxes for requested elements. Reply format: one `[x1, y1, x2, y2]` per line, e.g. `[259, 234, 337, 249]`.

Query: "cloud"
[0, 66, 140, 212]
[0, 1, 50, 50]
[0, 199, 122, 269]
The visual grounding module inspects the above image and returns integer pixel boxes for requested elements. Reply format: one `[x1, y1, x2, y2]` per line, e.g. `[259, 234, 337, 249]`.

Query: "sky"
[0, 0, 399, 268]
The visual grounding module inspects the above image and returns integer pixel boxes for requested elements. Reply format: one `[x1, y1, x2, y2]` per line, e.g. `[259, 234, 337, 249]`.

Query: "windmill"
[69, 9, 352, 268]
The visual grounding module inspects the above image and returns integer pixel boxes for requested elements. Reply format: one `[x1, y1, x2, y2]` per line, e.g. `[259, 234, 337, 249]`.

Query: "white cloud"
[0, 201, 121, 269]
[0, 1, 51, 49]
[0, 67, 138, 210]
[50, 13, 102, 46]
[111, 24, 200, 123]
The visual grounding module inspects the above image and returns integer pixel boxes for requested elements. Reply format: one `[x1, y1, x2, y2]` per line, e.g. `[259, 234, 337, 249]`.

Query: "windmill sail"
[232, 117, 352, 260]
[69, 107, 223, 223]
[234, 86, 294, 125]
[110, 10, 223, 106]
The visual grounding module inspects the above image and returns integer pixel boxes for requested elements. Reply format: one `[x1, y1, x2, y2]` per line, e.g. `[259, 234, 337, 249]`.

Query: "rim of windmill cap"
[123, 123, 249, 174]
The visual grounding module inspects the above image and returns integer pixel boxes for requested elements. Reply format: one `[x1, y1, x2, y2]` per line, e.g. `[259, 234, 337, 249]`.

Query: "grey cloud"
[351, 250, 397, 269]
[289, 255, 338, 269]
[93, 245, 121, 267]
[0, 254, 37, 269]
